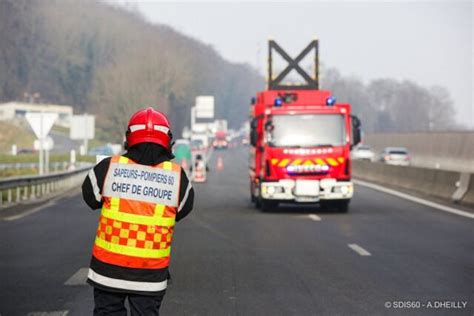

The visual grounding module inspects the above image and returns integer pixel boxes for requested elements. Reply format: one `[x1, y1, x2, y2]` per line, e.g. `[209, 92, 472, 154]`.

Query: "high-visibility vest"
[92, 156, 181, 270]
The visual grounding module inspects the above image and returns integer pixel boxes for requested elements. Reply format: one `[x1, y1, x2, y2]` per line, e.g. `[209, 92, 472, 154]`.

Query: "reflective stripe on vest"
[93, 156, 181, 269]
[88, 269, 168, 292]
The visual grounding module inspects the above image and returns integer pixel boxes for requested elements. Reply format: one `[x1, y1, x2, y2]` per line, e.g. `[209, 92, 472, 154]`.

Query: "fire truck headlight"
[340, 185, 350, 195]
[267, 186, 276, 195]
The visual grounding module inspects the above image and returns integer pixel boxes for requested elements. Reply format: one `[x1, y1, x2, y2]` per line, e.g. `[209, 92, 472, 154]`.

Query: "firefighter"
[82, 107, 194, 315]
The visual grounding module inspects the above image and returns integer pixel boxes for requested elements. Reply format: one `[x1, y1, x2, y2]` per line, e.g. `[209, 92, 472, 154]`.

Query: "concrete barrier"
[353, 161, 474, 208]
[461, 179, 474, 207]
[364, 132, 474, 173]
[452, 173, 470, 203]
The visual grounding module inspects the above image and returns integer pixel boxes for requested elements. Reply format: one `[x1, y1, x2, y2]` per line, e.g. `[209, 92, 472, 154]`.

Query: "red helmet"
[126, 107, 172, 150]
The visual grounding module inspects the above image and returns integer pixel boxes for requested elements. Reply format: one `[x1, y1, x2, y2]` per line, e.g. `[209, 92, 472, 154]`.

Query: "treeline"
[322, 68, 458, 133]
[0, 0, 459, 140]
[0, 0, 264, 141]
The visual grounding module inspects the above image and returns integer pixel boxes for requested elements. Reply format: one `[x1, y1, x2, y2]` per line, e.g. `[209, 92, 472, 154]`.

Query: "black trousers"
[93, 287, 165, 316]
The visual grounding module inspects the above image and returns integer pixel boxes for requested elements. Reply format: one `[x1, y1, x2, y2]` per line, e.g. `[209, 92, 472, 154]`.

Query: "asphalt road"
[1, 147, 472, 316]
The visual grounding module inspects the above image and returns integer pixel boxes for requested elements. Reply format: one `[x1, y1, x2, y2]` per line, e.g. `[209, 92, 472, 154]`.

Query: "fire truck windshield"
[267, 114, 345, 147]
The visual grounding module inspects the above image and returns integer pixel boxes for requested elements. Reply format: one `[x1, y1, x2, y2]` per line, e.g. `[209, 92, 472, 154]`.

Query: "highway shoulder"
[354, 179, 474, 219]
[0, 187, 81, 221]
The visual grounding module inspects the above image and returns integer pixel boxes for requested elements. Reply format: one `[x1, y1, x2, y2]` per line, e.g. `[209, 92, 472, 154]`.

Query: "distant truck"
[249, 40, 361, 212]
[213, 130, 228, 149]
[213, 119, 228, 149]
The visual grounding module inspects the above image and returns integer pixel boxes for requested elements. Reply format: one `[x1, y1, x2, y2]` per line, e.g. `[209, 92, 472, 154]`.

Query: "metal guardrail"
[0, 164, 92, 207]
[0, 161, 91, 171]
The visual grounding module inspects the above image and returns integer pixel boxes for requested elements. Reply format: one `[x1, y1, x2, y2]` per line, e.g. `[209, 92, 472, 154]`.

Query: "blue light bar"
[274, 98, 283, 107]
[286, 164, 330, 174]
[326, 96, 336, 106]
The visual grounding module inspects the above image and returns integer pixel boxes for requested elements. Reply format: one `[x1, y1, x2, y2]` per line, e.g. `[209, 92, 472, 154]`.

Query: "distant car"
[88, 146, 114, 156]
[351, 145, 375, 161]
[190, 139, 204, 151]
[17, 148, 35, 154]
[379, 147, 410, 166]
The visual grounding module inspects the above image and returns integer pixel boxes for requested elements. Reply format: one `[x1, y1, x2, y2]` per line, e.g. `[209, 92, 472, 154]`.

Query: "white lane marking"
[28, 311, 69, 316]
[64, 267, 89, 286]
[3, 199, 57, 221]
[354, 179, 474, 220]
[348, 244, 371, 256]
[308, 214, 321, 221]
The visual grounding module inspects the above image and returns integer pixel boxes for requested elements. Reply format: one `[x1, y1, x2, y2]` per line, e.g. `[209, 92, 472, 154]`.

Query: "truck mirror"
[250, 118, 259, 147]
[250, 129, 258, 147]
[251, 97, 256, 105]
[351, 115, 362, 148]
[250, 118, 258, 129]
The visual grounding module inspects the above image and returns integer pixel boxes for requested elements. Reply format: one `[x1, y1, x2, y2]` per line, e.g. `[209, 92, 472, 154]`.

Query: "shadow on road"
[248, 202, 344, 215]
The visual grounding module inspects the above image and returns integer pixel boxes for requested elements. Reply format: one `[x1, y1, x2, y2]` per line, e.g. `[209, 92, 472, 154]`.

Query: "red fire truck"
[213, 120, 229, 149]
[249, 40, 361, 212]
[213, 130, 228, 149]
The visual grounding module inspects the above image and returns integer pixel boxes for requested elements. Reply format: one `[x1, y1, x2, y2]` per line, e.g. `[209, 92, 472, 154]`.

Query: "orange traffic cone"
[194, 161, 206, 182]
[216, 155, 224, 172]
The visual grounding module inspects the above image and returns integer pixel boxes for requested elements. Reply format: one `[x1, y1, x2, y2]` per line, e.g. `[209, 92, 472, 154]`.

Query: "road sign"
[34, 136, 54, 151]
[192, 123, 209, 133]
[195, 96, 214, 119]
[25, 112, 58, 175]
[182, 126, 192, 139]
[196, 108, 214, 118]
[25, 112, 58, 139]
[70, 115, 95, 140]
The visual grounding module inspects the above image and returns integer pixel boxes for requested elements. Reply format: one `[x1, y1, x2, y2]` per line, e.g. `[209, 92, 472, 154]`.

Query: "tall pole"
[39, 112, 44, 175]
[83, 113, 89, 155]
[191, 107, 196, 132]
[268, 40, 273, 90]
[45, 146, 49, 174]
[315, 39, 319, 90]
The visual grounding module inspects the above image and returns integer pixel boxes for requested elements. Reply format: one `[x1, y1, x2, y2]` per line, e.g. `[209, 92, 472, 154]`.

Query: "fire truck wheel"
[250, 184, 256, 203]
[255, 198, 262, 209]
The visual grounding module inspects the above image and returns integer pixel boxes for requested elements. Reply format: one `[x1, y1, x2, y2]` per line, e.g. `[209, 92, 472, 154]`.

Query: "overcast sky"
[120, 0, 473, 128]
